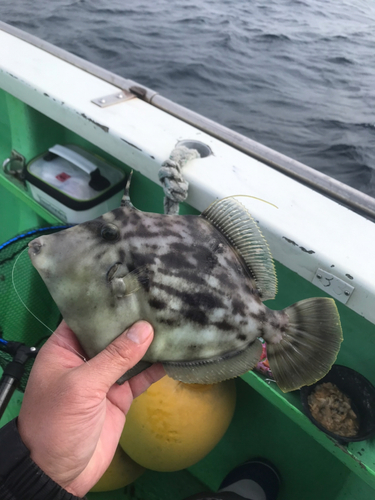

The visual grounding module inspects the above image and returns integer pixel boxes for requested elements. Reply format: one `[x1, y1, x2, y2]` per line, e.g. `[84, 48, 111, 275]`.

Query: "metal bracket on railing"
[312, 268, 355, 304]
[2, 150, 26, 184]
[91, 90, 135, 108]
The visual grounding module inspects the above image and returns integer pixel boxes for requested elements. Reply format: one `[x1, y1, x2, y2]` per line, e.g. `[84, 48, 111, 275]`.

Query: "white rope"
[158, 146, 200, 215]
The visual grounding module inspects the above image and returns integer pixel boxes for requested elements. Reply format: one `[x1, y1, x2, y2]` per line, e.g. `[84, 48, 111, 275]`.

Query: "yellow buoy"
[120, 375, 236, 472]
[90, 445, 145, 492]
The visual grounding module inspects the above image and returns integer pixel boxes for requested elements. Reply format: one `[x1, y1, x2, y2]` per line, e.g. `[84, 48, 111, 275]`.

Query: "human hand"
[17, 320, 165, 497]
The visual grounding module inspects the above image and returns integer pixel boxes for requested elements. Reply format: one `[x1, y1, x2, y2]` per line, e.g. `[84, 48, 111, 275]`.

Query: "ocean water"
[2, 0, 375, 197]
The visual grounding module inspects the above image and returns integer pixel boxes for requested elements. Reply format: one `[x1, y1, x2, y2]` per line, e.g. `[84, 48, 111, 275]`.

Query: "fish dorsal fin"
[201, 198, 277, 301]
[121, 171, 134, 208]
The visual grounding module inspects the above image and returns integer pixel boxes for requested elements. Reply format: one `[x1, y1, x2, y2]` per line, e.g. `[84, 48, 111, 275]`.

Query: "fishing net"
[0, 226, 68, 390]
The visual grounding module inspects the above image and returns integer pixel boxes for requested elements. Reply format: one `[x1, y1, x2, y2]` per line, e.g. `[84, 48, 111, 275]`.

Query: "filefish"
[28, 177, 343, 392]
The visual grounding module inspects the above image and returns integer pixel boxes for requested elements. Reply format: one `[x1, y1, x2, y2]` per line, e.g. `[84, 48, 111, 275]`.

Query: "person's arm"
[0, 320, 164, 499]
[0, 417, 83, 499]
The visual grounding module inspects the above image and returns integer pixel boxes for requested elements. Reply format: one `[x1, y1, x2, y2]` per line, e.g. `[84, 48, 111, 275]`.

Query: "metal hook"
[2, 150, 26, 184]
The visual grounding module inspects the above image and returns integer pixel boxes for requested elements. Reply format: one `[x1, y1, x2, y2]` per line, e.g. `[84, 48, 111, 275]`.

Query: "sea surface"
[1, 0, 375, 197]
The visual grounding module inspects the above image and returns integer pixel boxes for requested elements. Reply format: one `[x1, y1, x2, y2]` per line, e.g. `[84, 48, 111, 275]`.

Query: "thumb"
[80, 321, 154, 392]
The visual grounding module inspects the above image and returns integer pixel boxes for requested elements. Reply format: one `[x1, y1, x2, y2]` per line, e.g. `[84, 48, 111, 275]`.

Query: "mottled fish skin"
[28, 205, 282, 362]
[29, 190, 343, 393]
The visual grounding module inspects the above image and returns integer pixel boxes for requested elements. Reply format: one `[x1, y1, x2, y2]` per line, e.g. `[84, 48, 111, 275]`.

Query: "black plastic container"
[300, 365, 375, 443]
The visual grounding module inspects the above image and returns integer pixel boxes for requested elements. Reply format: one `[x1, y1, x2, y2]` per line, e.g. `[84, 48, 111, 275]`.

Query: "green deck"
[1, 89, 375, 499]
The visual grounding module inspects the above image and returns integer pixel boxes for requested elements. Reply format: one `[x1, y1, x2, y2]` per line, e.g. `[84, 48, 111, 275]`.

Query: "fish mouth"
[28, 240, 43, 257]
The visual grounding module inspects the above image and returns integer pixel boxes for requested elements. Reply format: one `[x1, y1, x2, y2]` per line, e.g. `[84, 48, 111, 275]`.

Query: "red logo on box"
[56, 172, 71, 182]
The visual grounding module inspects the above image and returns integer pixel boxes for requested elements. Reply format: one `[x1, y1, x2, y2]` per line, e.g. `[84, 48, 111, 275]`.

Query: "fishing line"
[225, 194, 279, 209]
[11, 248, 88, 363]
[204, 195, 278, 212]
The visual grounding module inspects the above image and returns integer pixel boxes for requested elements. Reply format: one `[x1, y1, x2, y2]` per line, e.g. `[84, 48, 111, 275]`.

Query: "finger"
[79, 321, 154, 392]
[107, 363, 166, 414]
[128, 363, 166, 399]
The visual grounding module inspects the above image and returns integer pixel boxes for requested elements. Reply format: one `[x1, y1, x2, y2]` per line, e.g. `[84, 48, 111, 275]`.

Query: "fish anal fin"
[265, 297, 343, 393]
[201, 198, 277, 301]
[163, 340, 263, 384]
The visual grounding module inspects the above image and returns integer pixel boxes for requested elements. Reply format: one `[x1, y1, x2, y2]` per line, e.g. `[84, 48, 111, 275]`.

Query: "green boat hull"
[1, 76, 375, 500]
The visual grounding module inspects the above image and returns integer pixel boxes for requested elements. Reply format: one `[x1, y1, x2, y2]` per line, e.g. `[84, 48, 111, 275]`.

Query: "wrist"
[0, 419, 85, 500]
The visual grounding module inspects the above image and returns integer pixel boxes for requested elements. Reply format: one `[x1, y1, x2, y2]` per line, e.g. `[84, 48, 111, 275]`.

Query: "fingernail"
[126, 322, 153, 344]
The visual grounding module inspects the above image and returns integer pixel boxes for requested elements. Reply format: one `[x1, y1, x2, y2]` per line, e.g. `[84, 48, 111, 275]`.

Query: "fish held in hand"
[28, 178, 343, 392]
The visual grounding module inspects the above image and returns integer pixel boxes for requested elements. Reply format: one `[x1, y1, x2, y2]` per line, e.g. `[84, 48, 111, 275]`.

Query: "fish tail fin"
[265, 297, 343, 393]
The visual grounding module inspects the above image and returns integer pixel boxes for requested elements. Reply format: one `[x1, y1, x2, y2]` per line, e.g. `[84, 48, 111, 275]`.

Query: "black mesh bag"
[0, 226, 68, 390]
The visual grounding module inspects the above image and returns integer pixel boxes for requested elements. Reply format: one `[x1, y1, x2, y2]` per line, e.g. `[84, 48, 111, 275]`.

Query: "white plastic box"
[25, 144, 126, 223]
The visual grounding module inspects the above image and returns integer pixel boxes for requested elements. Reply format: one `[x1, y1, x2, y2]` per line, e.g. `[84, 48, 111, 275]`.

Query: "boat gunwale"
[0, 20, 374, 222]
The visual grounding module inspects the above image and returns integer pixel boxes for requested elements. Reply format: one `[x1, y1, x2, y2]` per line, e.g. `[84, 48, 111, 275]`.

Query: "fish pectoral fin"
[117, 360, 153, 384]
[200, 197, 277, 301]
[112, 266, 149, 298]
[265, 297, 343, 393]
[163, 340, 263, 384]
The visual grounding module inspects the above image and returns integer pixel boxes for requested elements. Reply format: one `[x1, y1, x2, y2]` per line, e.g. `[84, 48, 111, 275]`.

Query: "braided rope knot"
[158, 146, 200, 215]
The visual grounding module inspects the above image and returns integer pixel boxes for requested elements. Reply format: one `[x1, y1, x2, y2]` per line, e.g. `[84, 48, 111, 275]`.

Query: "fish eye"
[101, 223, 120, 241]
